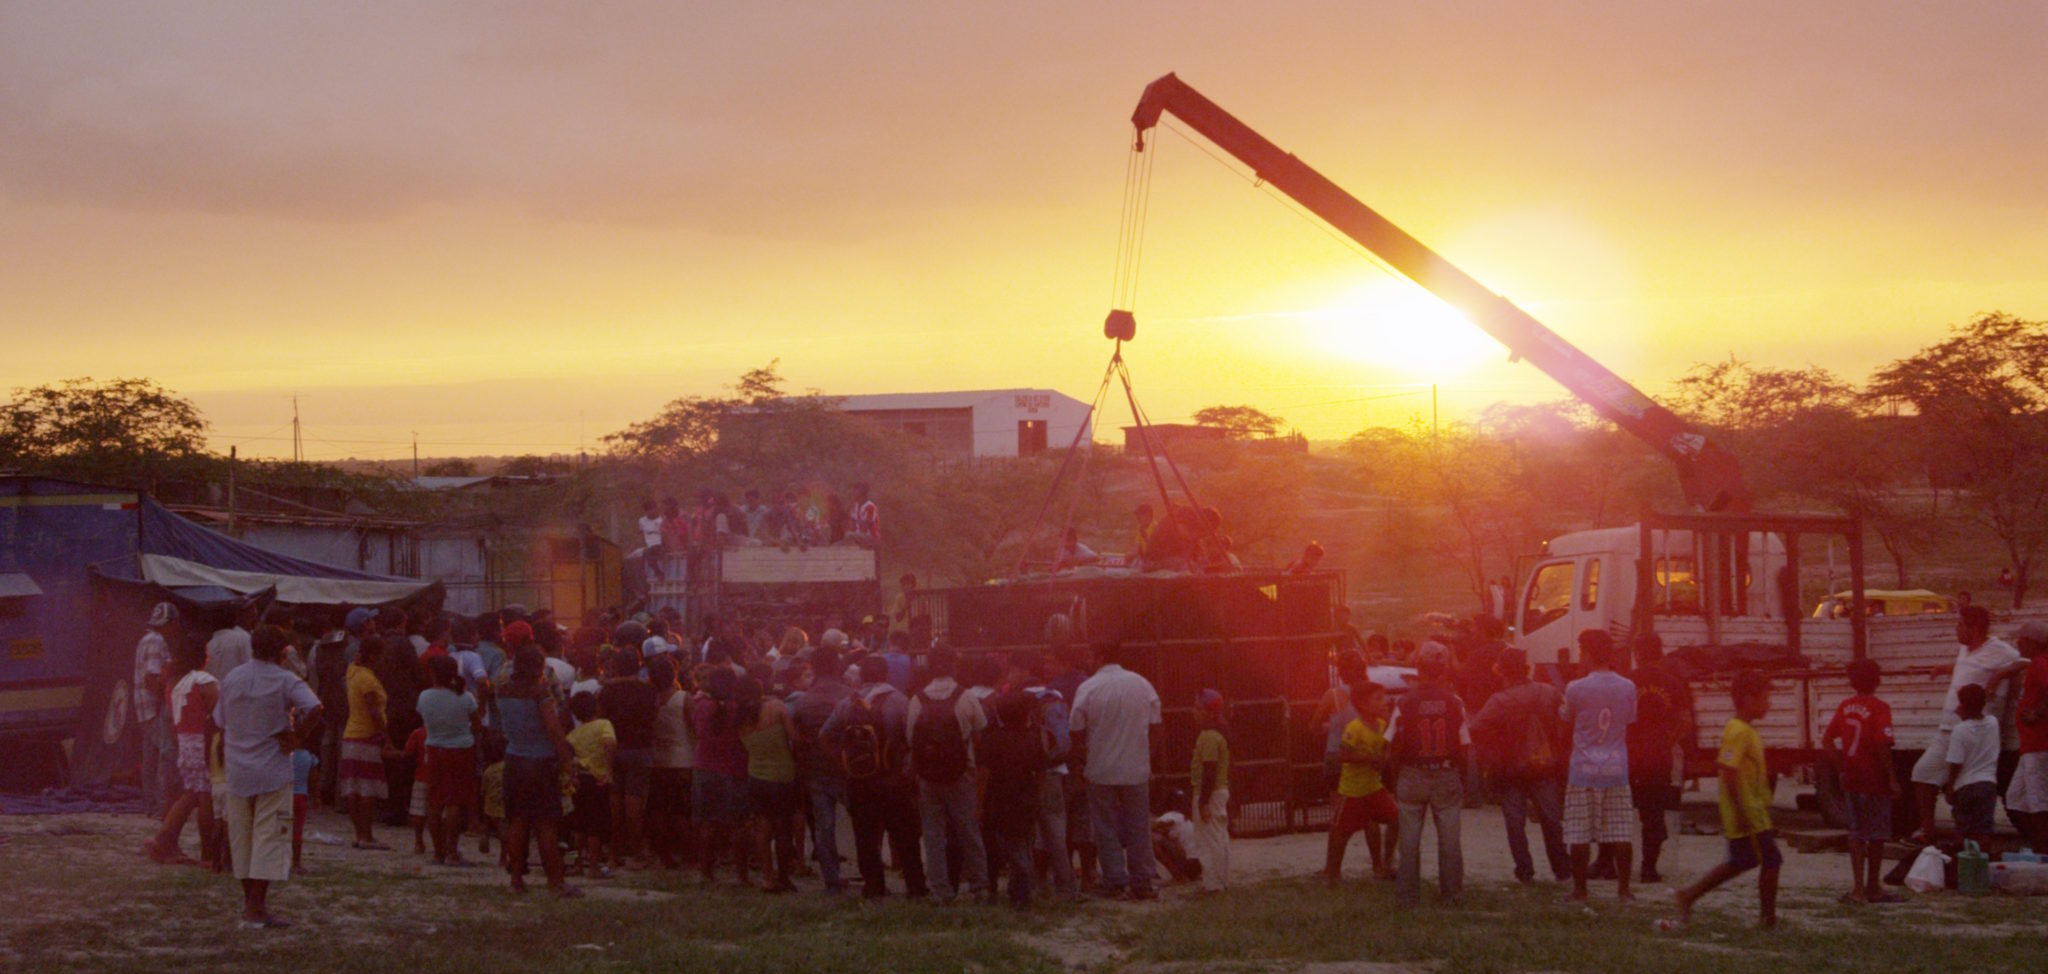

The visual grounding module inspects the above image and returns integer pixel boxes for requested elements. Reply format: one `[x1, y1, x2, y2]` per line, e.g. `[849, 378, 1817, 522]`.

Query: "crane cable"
[1010, 350, 1122, 578]
[1109, 136, 1157, 314]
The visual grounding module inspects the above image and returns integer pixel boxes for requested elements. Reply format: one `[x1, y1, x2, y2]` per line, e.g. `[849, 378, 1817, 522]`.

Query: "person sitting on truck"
[1909, 605, 2025, 844]
[1056, 527, 1101, 571]
[2008, 621, 2048, 853]
[1944, 683, 2002, 848]
[1284, 541, 1325, 575]
[1821, 658, 1902, 904]
[847, 482, 881, 550]
[1562, 629, 1637, 903]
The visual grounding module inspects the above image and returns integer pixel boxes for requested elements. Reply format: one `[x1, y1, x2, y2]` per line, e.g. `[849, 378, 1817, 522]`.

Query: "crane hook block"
[1103, 309, 1137, 342]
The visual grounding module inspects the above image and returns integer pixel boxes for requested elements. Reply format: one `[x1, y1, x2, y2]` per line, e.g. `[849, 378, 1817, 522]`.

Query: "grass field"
[6, 811, 2044, 974]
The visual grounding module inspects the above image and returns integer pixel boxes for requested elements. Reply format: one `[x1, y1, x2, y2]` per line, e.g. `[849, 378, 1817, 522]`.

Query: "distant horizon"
[6, 4, 2042, 463]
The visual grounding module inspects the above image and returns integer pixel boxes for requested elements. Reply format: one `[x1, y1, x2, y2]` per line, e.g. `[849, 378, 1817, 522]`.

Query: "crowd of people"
[129, 598, 1228, 927]
[126, 588, 2048, 932]
[1315, 601, 2048, 927]
[633, 482, 882, 577]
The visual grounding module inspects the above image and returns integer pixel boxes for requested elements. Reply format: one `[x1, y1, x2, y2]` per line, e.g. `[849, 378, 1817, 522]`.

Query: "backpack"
[911, 686, 970, 783]
[840, 693, 895, 781]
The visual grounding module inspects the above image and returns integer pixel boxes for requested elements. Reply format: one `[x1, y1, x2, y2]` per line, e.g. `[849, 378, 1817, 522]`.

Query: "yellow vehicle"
[1811, 589, 1951, 619]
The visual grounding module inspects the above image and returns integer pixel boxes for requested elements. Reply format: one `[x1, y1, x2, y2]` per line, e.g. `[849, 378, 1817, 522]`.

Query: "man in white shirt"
[214, 625, 323, 928]
[133, 602, 179, 814]
[206, 604, 260, 684]
[1911, 605, 2028, 842]
[1069, 641, 1162, 900]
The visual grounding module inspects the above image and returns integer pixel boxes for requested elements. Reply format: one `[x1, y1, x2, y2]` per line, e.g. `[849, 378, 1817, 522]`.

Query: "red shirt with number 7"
[1823, 694, 1894, 795]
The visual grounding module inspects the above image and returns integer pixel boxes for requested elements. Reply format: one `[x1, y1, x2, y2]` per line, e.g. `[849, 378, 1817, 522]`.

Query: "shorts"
[408, 781, 428, 818]
[613, 748, 653, 800]
[225, 786, 295, 882]
[1630, 779, 1680, 815]
[748, 777, 799, 819]
[502, 754, 563, 822]
[570, 774, 612, 837]
[1563, 784, 1635, 845]
[2005, 752, 2048, 814]
[335, 738, 389, 800]
[1845, 791, 1893, 843]
[649, 767, 692, 820]
[426, 745, 477, 808]
[692, 769, 751, 826]
[1909, 730, 1952, 787]
[1725, 830, 1783, 872]
[175, 733, 211, 793]
[1952, 781, 1998, 836]
[1332, 790, 1398, 831]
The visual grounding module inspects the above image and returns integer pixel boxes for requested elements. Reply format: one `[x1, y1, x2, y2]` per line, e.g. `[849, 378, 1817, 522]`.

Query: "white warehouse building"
[834, 388, 1094, 458]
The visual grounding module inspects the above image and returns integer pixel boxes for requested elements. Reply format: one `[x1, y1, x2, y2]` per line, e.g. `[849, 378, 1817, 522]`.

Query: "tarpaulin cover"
[0, 476, 438, 787]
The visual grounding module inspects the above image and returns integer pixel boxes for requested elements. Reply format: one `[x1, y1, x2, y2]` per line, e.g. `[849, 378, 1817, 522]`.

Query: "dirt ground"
[1, 786, 2039, 974]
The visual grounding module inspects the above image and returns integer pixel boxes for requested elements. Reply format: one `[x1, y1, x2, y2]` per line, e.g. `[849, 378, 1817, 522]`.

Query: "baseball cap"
[1414, 641, 1451, 666]
[147, 602, 180, 629]
[344, 606, 375, 634]
[821, 629, 849, 649]
[1197, 688, 1225, 713]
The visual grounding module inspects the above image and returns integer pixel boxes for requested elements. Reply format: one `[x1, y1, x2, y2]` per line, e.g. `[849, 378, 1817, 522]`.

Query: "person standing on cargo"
[1562, 629, 1637, 903]
[1070, 640, 1163, 900]
[1388, 641, 1470, 905]
[1910, 605, 2025, 843]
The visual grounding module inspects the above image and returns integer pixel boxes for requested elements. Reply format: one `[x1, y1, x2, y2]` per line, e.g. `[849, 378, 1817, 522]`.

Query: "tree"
[0, 377, 210, 484]
[500, 455, 570, 477]
[423, 458, 478, 477]
[1666, 358, 1928, 588]
[1191, 404, 1283, 440]
[1868, 312, 2048, 606]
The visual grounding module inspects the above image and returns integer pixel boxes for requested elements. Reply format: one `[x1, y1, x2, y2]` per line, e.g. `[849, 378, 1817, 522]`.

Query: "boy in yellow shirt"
[1670, 670, 1780, 930]
[564, 693, 616, 876]
[1324, 681, 1396, 882]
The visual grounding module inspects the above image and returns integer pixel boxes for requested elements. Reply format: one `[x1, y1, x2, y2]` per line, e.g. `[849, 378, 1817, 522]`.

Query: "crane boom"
[1131, 73, 1749, 513]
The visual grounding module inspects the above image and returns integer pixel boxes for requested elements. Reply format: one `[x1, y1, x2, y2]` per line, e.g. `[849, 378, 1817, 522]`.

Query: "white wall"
[969, 391, 1094, 458]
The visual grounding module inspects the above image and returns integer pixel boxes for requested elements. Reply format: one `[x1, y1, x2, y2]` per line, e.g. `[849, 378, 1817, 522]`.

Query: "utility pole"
[412, 431, 420, 478]
[227, 445, 238, 536]
[292, 396, 303, 463]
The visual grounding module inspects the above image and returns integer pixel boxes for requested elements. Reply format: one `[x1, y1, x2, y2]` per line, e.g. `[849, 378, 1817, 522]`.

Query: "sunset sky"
[4, 3, 2045, 461]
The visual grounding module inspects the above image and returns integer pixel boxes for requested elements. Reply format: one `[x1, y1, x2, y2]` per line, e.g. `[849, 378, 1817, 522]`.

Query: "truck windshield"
[1524, 562, 1575, 634]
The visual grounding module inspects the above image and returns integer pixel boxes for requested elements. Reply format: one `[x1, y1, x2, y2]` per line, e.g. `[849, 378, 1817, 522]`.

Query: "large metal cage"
[910, 570, 1346, 835]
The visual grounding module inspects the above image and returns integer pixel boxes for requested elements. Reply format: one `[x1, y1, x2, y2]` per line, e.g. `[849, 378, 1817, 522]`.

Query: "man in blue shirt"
[1561, 629, 1638, 903]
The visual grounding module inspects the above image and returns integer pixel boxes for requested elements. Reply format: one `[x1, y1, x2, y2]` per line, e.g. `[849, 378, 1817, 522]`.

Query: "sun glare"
[1304, 282, 1502, 378]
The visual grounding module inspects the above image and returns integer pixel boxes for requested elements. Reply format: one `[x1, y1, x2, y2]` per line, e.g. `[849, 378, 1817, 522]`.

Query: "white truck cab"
[1514, 524, 1787, 665]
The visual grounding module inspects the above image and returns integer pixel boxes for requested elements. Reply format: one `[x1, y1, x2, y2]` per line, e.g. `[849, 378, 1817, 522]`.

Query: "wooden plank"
[718, 546, 876, 584]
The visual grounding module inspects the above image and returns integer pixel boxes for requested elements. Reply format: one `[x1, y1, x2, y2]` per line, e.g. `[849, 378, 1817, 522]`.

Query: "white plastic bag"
[1905, 845, 1949, 893]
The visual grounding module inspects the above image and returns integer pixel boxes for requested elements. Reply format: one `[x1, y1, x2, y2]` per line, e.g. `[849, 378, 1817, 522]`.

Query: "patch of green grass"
[1122, 878, 2047, 974]
[1, 834, 1063, 974]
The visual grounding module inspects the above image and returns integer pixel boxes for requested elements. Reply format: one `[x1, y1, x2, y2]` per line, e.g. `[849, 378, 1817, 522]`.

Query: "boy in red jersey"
[1820, 660, 1901, 904]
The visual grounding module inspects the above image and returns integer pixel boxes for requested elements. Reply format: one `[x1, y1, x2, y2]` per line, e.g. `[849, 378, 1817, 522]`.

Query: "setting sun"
[1303, 280, 1504, 379]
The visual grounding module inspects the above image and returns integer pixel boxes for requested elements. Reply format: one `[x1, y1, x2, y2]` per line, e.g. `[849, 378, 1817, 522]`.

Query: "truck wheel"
[1812, 762, 1851, 830]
